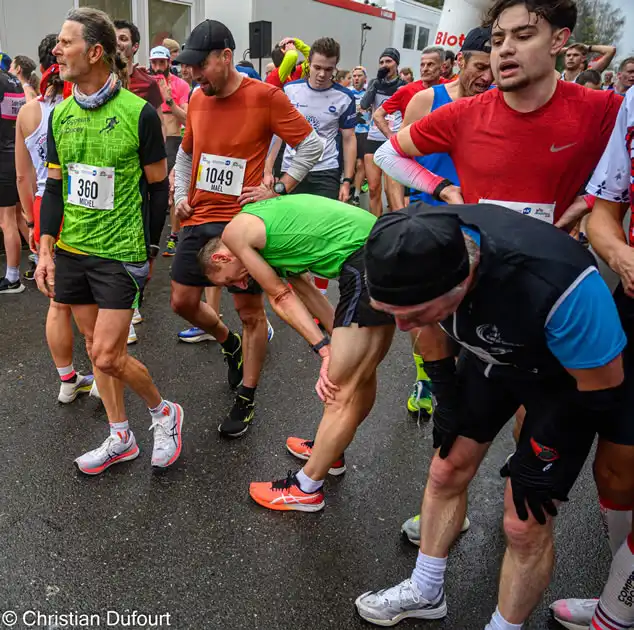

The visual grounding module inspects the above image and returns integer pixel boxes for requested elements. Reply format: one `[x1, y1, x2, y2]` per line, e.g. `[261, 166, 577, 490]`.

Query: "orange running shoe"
[285, 437, 346, 475]
[249, 471, 325, 512]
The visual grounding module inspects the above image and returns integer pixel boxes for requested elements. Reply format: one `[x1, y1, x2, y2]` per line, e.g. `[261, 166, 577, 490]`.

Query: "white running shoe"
[149, 402, 184, 469]
[550, 597, 598, 630]
[401, 513, 470, 546]
[132, 308, 143, 325]
[75, 432, 139, 475]
[127, 323, 137, 345]
[89, 380, 101, 400]
[355, 579, 447, 626]
[58, 373, 94, 404]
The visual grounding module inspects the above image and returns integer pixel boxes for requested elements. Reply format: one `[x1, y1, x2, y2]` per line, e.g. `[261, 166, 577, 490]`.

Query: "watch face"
[274, 183, 286, 194]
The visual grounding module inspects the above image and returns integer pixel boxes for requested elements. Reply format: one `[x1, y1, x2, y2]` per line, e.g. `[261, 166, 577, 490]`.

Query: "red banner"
[314, 0, 396, 20]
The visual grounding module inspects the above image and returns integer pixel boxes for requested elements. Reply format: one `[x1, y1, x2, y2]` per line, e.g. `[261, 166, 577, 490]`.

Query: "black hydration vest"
[408, 203, 598, 378]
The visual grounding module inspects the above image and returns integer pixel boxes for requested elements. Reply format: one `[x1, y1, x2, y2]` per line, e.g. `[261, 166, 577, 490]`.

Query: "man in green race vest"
[198, 193, 395, 511]
[35, 7, 184, 475]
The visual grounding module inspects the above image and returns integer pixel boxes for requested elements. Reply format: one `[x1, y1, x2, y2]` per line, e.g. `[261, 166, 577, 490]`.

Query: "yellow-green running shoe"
[407, 380, 433, 417]
[401, 513, 471, 545]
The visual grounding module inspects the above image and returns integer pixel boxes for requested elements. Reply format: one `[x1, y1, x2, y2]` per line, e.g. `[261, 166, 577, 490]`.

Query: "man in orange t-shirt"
[172, 20, 323, 437]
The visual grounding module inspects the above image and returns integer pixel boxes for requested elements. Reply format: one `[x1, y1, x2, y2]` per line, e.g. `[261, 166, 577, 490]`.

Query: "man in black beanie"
[356, 202, 628, 628]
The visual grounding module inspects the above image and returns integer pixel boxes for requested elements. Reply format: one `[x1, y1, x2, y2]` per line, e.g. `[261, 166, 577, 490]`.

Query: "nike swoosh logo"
[550, 142, 577, 153]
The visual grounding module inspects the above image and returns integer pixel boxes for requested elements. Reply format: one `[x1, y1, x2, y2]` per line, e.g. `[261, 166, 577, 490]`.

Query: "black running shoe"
[0, 277, 25, 294]
[221, 332, 243, 389]
[218, 393, 255, 437]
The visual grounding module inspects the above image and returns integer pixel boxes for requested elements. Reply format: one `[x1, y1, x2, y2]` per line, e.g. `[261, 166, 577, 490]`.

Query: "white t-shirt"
[282, 80, 356, 172]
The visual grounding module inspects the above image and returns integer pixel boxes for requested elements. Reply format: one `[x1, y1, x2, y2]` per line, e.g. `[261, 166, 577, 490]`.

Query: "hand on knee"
[503, 510, 553, 557]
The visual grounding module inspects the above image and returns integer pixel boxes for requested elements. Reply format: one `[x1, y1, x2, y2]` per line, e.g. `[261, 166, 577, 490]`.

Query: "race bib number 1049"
[196, 153, 246, 197]
[67, 163, 115, 210]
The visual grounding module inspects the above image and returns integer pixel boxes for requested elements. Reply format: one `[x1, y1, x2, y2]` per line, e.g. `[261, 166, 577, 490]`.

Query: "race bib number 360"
[67, 163, 115, 210]
[196, 153, 246, 196]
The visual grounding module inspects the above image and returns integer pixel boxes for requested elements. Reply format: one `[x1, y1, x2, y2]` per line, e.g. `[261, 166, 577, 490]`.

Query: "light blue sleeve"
[545, 268, 626, 369]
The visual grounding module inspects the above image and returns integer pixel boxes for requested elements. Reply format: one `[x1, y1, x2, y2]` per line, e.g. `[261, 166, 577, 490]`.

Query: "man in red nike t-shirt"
[375, 4, 621, 231]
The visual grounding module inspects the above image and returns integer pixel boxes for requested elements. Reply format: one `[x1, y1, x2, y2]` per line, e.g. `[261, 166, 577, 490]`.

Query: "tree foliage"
[572, 0, 625, 46]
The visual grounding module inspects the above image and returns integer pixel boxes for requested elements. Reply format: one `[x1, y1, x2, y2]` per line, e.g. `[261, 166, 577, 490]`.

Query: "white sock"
[411, 551, 447, 602]
[57, 364, 76, 381]
[484, 607, 523, 630]
[109, 421, 130, 442]
[149, 400, 169, 418]
[591, 534, 634, 629]
[296, 468, 323, 493]
[5, 266, 19, 283]
[600, 498, 633, 556]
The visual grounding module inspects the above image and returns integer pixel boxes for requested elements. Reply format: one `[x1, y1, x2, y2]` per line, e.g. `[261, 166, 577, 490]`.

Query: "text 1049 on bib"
[67, 163, 115, 210]
[196, 153, 246, 197]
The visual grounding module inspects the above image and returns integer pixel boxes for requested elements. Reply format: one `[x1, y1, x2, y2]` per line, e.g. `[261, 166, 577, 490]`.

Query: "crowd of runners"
[0, 0, 633, 628]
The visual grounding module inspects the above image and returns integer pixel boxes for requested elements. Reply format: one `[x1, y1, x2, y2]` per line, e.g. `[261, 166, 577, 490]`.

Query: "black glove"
[356, 111, 366, 125]
[500, 438, 569, 525]
[426, 357, 461, 460]
[377, 66, 389, 81]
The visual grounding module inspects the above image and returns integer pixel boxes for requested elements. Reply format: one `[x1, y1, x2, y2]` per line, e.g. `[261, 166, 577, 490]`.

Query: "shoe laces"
[271, 471, 299, 492]
[378, 580, 421, 608]
[149, 410, 174, 446]
[92, 434, 123, 457]
[229, 395, 253, 421]
[301, 439, 314, 449]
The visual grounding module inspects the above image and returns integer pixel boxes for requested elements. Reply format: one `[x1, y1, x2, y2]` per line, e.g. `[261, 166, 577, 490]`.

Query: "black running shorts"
[607, 285, 634, 445]
[0, 153, 18, 207]
[166, 136, 182, 174]
[171, 221, 262, 293]
[356, 132, 368, 160]
[334, 248, 394, 329]
[287, 169, 340, 200]
[364, 139, 386, 156]
[455, 353, 597, 497]
[54, 249, 148, 309]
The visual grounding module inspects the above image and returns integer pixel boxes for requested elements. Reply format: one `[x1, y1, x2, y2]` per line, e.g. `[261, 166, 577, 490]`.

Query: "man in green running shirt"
[35, 7, 184, 475]
[198, 193, 395, 512]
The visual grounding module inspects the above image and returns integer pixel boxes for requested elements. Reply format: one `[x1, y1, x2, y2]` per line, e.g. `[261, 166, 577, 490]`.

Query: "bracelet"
[432, 178, 454, 202]
[311, 336, 330, 354]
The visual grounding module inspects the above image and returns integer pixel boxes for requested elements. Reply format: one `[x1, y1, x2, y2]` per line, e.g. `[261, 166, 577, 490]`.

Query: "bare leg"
[46, 300, 74, 367]
[15, 204, 29, 242]
[0, 205, 21, 269]
[303, 324, 395, 480]
[353, 157, 365, 195]
[71, 304, 127, 423]
[384, 175, 405, 211]
[233, 293, 267, 388]
[171, 281, 229, 342]
[204, 286, 222, 314]
[288, 274, 335, 334]
[420, 438, 490, 557]
[364, 154, 383, 217]
[498, 479, 555, 623]
[90, 308, 162, 409]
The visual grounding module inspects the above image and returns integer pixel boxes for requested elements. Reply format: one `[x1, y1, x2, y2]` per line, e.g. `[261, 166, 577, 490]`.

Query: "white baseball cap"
[149, 46, 171, 60]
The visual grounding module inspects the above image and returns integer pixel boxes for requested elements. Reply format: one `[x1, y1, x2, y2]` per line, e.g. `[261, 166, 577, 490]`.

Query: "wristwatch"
[311, 336, 330, 354]
[342, 177, 353, 185]
[166, 98, 174, 107]
[273, 181, 287, 195]
[432, 178, 454, 202]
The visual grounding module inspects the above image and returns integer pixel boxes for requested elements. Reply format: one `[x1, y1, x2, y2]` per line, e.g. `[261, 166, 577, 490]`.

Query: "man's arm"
[264, 136, 283, 181]
[588, 44, 617, 73]
[287, 273, 335, 334]
[279, 48, 299, 84]
[339, 128, 356, 202]
[403, 88, 435, 126]
[157, 76, 188, 125]
[373, 106, 394, 139]
[138, 103, 168, 257]
[224, 220, 327, 348]
[359, 79, 377, 110]
[14, 108, 36, 225]
[554, 195, 593, 230]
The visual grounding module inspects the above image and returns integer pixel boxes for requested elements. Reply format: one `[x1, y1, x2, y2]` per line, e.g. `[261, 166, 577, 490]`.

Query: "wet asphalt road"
[0, 247, 610, 630]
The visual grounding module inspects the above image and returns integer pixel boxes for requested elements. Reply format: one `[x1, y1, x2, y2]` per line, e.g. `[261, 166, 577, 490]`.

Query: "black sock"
[220, 330, 240, 353]
[238, 385, 256, 402]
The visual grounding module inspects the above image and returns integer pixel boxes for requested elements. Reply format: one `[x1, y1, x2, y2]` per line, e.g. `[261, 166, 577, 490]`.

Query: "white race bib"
[67, 163, 115, 210]
[479, 198, 556, 224]
[196, 153, 246, 196]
